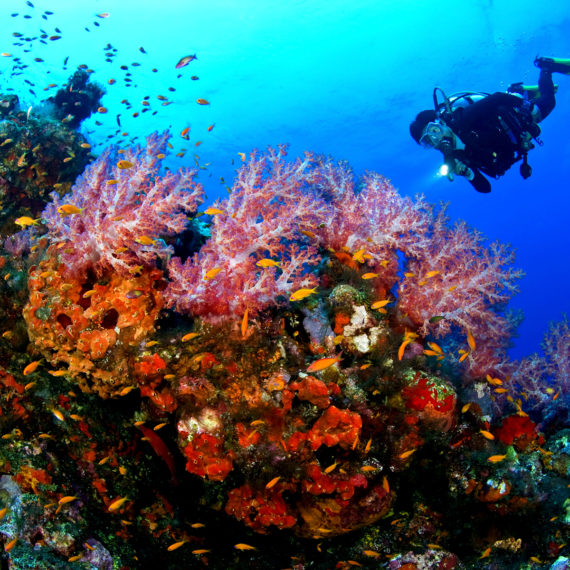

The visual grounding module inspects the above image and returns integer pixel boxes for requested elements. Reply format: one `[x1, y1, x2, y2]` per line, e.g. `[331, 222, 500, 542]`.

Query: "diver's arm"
[445, 152, 492, 193]
[467, 167, 491, 193]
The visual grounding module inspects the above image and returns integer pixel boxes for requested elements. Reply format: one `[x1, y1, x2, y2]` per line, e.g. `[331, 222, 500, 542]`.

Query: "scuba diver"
[409, 57, 570, 193]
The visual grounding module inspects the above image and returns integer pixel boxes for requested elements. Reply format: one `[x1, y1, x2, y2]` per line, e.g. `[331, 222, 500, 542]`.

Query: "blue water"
[1, 0, 569, 360]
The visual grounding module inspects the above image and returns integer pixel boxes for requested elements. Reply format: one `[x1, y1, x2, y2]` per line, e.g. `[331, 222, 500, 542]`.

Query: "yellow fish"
[352, 248, 366, 263]
[23, 360, 41, 375]
[398, 339, 411, 361]
[256, 258, 280, 268]
[234, 543, 256, 551]
[399, 449, 416, 459]
[306, 355, 341, 372]
[487, 454, 507, 463]
[108, 497, 129, 512]
[241, 308, 249, 338]
[466, 329, 476, 351]
[485, 374, 503, 386]
[425, 270, 440, 278]
[458, 350, 469, 363]
[58, 204, 83, 216]
[371, 299, 390, 310]
[204, 267, 222, 280]
[204, 207, 224, 215]
[4, 537, 18, 552]
[324, 462, 338, 474]
[192, 549, 211, 555]
[265, 476, 281, 489]
[427, 342, 444, 354]
[15, 216, 41, 228]
[135, 236, 155, 246]
[58, 496, 77, 505]
[167, 540, 187, 551]
[181, 332, 200, 342]
[289, 287, 317, 302]
[361, 272, 378, 279]
[117, 160, 134, 169]
[479, 430, 495, 440]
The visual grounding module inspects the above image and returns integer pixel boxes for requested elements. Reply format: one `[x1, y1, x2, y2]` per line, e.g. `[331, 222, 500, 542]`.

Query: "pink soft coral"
[165, 146, 330, 320]
[396, 208, 524, 378]
[42, 132, 204, 278]
[505, 316, 569, 411]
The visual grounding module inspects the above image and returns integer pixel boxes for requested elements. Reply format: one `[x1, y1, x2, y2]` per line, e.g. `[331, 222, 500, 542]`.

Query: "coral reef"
[0, 134, 568, 568]
[0, 116, 92, 233]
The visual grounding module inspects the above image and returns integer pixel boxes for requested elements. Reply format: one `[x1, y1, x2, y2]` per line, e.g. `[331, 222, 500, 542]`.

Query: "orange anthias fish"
[167, 539, 187, 551]
[204, 267, 222, 280]
[467, 329, 476, 351]
[256, 258, 280, 268]
[290, 287, 317, 302]
[57, 204, 83, 216]
[487, 454, 507, 463]
[307, 355, 342, 373]
[108, 496, 130, 512]
[15, 216, 41, 228]
[135, 236, 155, 246]
[23, 360, 41, 375]
[241, 308, 249, 338]
[181, 332, 199, 342]
[204, 207, 224, 215]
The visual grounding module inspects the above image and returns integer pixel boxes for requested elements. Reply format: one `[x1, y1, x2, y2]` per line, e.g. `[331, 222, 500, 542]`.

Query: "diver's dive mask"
[419, 121, 454, 150]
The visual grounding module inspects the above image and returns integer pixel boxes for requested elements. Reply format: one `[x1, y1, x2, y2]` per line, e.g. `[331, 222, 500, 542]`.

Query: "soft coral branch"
[396, 208, 524, 377]
[164, 146, 330, 320]
[42, 132, 204, 278]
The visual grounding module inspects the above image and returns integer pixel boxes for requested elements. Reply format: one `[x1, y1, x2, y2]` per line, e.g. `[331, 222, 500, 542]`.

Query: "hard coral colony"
[0, 129, 568, 568]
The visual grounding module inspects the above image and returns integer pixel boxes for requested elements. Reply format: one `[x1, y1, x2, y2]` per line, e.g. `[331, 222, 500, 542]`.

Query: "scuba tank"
[432, 87, 489, 121]
[432, 87, 540, 180]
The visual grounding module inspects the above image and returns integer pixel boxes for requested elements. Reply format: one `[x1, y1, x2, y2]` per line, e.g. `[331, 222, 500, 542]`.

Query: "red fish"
[137, 424, 177, 483]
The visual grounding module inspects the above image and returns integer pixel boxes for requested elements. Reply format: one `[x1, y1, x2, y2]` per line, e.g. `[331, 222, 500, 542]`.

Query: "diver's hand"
[453, 160, 474, 181]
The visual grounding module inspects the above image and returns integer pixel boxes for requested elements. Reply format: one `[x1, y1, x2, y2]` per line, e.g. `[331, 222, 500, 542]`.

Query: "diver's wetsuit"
[445, 69, 555, 192]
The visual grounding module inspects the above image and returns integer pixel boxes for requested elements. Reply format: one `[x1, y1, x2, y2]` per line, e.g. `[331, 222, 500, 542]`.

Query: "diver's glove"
[453, 159, 475, 181]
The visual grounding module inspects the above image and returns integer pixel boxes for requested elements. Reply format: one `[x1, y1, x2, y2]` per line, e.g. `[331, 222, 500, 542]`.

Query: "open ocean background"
[1, 0, 569, 362]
